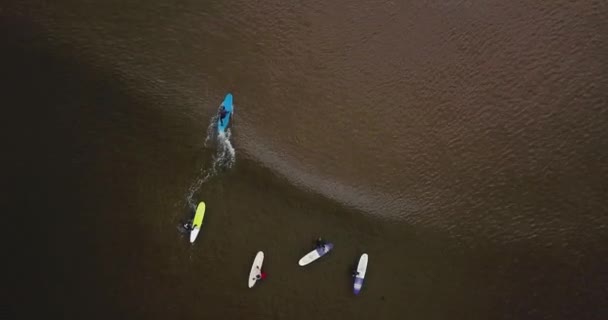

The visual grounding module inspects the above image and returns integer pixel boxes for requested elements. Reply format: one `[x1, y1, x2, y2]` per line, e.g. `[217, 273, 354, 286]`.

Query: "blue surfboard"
[298, 243, 334, 266]
[353, 253, 368, 295]
[217, 93, 233, 133]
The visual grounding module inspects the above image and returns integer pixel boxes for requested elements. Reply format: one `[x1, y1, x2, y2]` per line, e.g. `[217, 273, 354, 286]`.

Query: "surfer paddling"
[218, 106, 228, 125]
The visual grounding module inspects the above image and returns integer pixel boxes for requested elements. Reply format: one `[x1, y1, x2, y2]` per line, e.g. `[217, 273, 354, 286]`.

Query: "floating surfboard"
[248, 251, 265, 288]
[217, 93, 233, 134]
[298, 243, 334, 266]
[189, 201, 206, 243]
[353, 253, 368, 295]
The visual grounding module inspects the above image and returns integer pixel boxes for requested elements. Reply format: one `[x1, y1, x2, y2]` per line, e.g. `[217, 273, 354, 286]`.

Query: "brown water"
[3, 1, 608, 319]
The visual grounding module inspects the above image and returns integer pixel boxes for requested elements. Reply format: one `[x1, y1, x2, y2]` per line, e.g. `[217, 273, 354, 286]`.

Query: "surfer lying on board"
[315, 237, 326, 249]
[352, 270, 360, 278]
[255, 266, 267, 280]
[218, 106, 228, 124]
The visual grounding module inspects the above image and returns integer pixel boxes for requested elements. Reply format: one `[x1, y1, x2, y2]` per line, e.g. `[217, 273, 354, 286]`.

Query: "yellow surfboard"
[190, 201, 206, 243]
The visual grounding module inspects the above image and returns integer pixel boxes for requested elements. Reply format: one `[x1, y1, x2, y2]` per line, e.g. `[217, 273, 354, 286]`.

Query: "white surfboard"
[298, 243, 334, 266]
[353, 253, 368, 295]
[189, 228, 200, 243]
[248, 251, 265, 288]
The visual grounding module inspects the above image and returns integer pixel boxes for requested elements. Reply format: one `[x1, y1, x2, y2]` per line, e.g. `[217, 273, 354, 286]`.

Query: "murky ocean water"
[3, 1, 607, 319]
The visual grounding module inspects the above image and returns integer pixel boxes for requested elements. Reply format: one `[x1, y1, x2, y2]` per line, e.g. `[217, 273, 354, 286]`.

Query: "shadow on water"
[2, 19, 209, 319]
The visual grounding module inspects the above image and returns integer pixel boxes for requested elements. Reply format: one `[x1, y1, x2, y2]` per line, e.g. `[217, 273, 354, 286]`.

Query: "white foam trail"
[184, 108, 236, 209]
[204, 114, 218, 148]
[215, 130, 236, 168]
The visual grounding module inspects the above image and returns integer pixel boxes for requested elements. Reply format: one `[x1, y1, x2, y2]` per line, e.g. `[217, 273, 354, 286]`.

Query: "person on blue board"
[218, 106, 228, 125]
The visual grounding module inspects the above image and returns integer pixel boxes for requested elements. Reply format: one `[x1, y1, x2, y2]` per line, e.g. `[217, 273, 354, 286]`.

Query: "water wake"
[185, 113, 235, 210]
